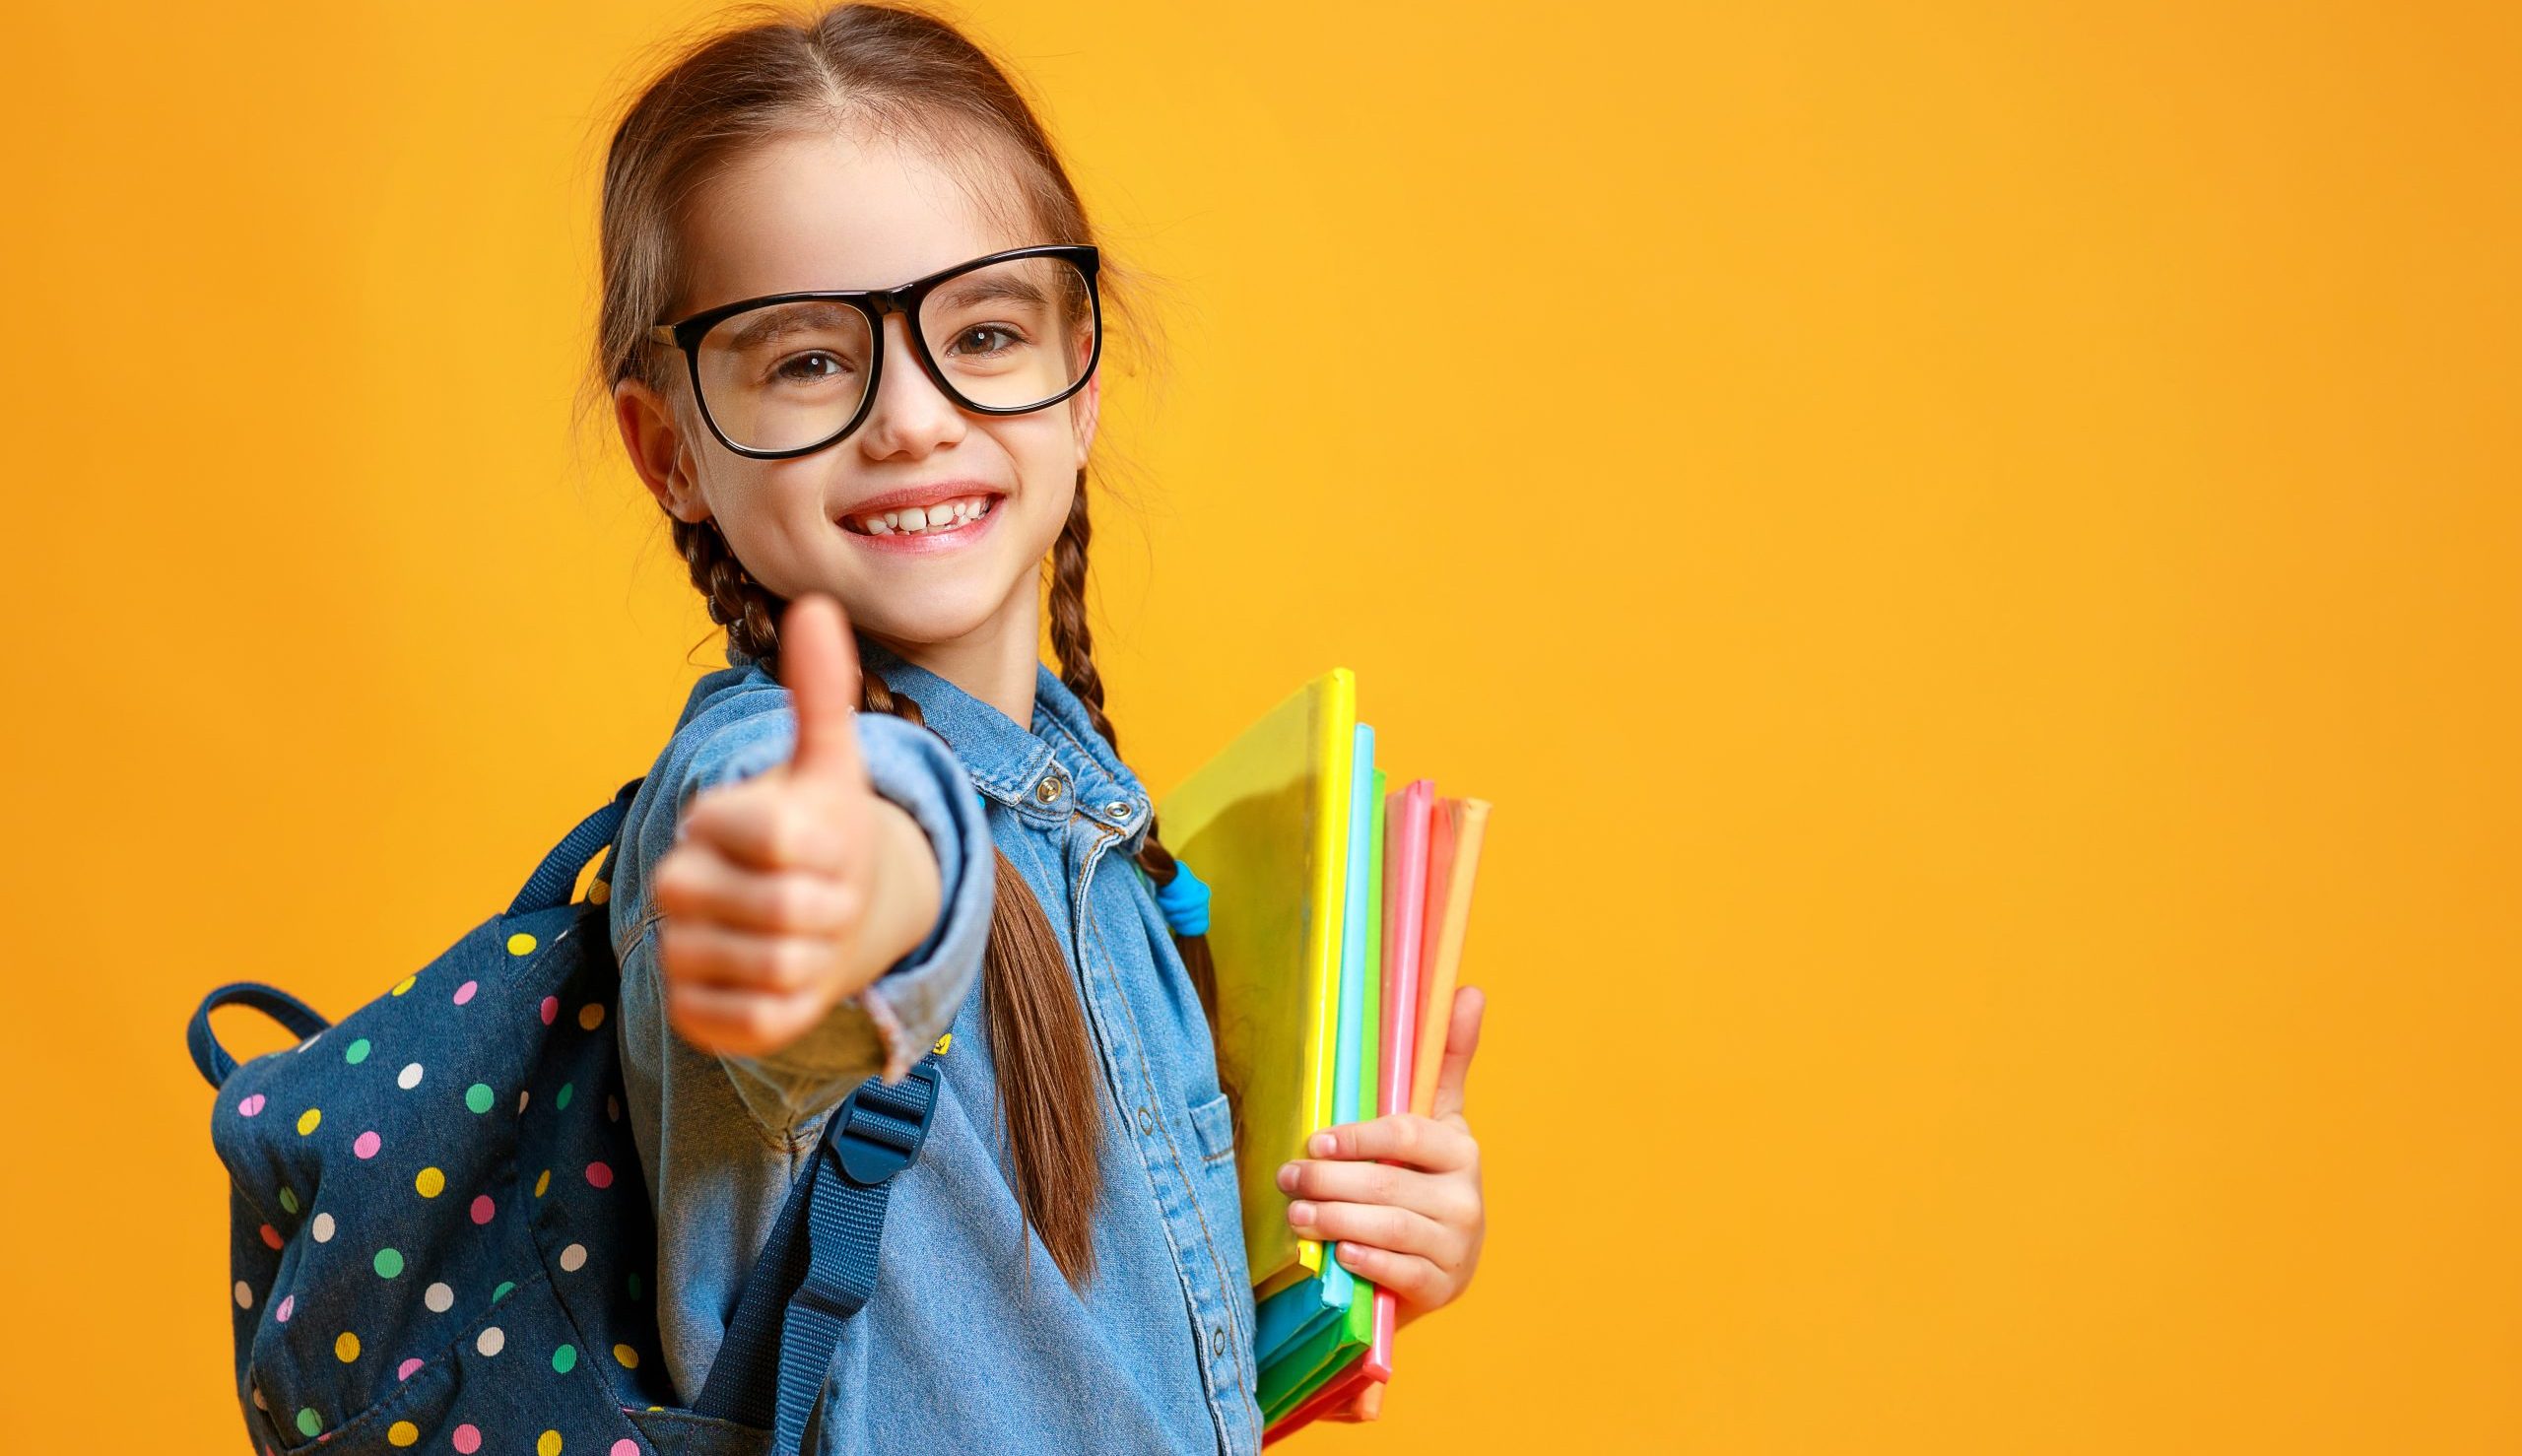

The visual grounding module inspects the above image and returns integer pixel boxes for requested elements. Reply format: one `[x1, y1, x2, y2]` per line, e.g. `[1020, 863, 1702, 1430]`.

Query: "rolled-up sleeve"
[654, 701, 993, 1136]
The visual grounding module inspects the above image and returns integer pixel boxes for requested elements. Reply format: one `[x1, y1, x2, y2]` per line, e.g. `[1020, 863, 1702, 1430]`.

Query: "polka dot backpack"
[187, 776, 951, 1456]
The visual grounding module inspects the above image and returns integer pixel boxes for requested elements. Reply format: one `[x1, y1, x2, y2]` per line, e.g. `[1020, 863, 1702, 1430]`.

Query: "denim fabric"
[607, 637, 1262, 1454]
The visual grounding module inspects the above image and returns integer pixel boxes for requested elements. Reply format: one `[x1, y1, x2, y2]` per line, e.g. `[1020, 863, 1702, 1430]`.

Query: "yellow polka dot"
[506, 931, 538, 956]
[386, 1421, 419, 1448]
[296, 1108, 322, 1136]
[415, 1166, 445, 1199]
[577, 1002, 607, 1031]
[535, 1168, 551, 1198]
[588, 878, 610, 904]
[390, 974, 417, 996]
[538, 1431, 564, 1456]
[613, 1344, 639, 1369]
[334, 1331, 361, 1362]
[933, 1031, 954, 1055]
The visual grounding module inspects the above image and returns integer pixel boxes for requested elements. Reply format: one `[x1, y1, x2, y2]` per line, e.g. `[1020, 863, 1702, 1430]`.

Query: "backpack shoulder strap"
[694, 1036, 951, 1453]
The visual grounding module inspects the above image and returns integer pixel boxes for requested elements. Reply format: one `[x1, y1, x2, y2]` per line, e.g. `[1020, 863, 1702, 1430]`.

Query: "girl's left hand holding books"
[1275, 984, 1489, 1422]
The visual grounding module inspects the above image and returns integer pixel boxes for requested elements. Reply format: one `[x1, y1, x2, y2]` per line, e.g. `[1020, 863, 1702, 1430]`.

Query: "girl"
[591, 5, 1489, 1450]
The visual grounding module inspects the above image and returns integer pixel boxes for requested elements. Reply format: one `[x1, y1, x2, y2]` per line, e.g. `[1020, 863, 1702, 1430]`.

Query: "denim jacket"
[606, 635, 1262, 1454]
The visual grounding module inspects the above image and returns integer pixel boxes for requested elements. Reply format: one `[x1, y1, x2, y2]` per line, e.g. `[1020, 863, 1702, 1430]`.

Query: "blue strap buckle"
[829, 1058, 943, 1186]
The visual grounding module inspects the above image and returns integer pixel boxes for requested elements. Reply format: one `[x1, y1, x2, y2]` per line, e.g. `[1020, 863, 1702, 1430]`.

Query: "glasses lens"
[693, 300, 875, 453]
[919, 254, 1097, 412]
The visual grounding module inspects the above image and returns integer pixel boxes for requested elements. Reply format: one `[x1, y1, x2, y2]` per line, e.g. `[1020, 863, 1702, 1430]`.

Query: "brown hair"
[582, 0, 1237, 1292]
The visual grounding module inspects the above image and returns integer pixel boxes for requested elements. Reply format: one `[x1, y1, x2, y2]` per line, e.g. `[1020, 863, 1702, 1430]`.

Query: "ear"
[614, 375, 712, 525]
[1071, 365, 1101, 472]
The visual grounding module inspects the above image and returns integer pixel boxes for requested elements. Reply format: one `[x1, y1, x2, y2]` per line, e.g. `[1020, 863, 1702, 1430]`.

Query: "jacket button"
[1214, 1324, 1228, 1357]
[1136, 1104, 1154, 1134]
[1034, 774, 1064, 804]
[1106, 799, 1132, 821]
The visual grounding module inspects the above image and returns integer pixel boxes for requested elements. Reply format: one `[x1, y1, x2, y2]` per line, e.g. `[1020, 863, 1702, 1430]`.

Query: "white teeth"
[850, 495, 994, 536]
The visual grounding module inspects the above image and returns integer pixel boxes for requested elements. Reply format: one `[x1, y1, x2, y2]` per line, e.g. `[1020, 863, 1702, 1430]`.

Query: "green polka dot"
[556, 1082, 574, 1112]
[627, 1272, 642, 1300]
[278, 1186, 299, 1216]
[373, 1248, 405, 1279]
[296, 1409, 321, 1438]
[493, 1280, 516, 1303]
[345, 1037, 371, 1065]
[552, 1344, 578, 1373]
[464, 1084, 495, 1115]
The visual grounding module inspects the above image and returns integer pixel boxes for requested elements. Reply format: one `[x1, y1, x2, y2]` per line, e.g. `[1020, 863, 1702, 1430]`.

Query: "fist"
[650, 592, 912, 1059]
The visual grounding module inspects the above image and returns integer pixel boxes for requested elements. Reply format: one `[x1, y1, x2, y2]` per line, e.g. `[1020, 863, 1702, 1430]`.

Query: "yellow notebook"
[1156, 668, 1357, 1298]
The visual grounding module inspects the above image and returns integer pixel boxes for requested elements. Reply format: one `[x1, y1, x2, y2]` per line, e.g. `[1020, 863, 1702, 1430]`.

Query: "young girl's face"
[614, 127, 1095, 658]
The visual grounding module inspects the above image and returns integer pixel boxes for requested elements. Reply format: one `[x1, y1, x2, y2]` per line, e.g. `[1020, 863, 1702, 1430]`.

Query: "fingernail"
[1276, 1161, 1298, 1192]
[1288, 1201, 1314, 1224]
[1308, 1132, 1335, 1158]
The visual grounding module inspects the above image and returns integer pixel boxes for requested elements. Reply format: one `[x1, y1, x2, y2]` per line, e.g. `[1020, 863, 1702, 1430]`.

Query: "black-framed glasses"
[647, 243, 1103, 459]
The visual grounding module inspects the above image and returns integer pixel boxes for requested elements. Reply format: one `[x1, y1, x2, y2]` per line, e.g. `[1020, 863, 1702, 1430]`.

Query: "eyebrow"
[720, 301, 859, 352]
[932, 274, 1051, 311]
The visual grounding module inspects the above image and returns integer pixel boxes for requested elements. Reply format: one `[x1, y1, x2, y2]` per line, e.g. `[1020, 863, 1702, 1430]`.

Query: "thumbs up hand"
[650, 592, 945, 1060]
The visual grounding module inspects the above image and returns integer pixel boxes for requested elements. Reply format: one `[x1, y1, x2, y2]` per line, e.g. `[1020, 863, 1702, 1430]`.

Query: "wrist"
[846, 791, 943, 991]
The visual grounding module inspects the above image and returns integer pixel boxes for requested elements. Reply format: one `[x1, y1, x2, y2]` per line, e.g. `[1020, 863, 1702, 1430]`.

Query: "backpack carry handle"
[507, 775, 646, 918]
[187, 982, 332, 1090]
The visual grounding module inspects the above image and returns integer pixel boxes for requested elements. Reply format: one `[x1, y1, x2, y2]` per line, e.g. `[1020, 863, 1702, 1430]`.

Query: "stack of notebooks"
[1158, 667, 1493, 1441]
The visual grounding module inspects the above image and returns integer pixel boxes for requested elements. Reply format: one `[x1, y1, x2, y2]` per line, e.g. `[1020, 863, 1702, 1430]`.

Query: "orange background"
[5, 2, 2517, 1450]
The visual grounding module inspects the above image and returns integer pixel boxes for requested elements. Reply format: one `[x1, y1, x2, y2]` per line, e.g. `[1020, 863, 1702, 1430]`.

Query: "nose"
[854, 309, 964, 460]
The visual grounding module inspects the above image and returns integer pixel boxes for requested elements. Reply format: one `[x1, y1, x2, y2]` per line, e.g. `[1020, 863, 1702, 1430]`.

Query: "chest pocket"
[1188, 1090, 1235, 1165]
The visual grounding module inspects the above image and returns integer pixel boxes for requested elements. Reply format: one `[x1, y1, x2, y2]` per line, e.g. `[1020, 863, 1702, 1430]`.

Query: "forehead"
[678, 128, 1031, 310]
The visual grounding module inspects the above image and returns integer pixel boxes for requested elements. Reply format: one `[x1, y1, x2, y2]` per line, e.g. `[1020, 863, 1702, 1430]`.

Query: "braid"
[859, 656, 1108, 1292]
[674, 515, 787, 674]
[1049, 465, 1246, 1155]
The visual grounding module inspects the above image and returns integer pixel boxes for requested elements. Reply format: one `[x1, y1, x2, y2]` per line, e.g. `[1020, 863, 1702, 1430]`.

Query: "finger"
[1285, 1198, 1454, 1263]
[652, 841, 862, 938]
[1430, 983, 1485, 1123]
[683, 780, 855, 873]
[1359, 1382, 1386, 1421]
[778, 592, 866, 789]
[1277, 1158, 1468, 1224]
[1308, 1112, 1476, 1174]
[664, 979, 829, 1059]
[657, 914, 843, 995]
[1330, 1240, 1451, 1307]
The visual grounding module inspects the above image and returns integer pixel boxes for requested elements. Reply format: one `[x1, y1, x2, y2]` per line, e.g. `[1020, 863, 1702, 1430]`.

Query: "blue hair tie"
[1153, 859, 1210, 937]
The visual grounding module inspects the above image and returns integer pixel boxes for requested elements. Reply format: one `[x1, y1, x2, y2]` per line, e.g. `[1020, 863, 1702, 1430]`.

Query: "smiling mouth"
[837, 493, 1003, 536]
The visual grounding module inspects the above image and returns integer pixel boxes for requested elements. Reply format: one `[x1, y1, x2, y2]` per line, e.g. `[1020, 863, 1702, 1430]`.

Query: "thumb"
[1430, 984, 1485, 1123]
[776, 592, 866, 788]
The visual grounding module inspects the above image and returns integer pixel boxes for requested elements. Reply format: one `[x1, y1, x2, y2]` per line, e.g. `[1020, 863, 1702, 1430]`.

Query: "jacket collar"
[844, 634, 1155, 856]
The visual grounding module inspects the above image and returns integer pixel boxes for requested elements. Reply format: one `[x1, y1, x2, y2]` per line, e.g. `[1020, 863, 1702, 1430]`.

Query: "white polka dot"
[311, 1213, 336, 1243]
[425, 1282, 454, 1313]
[397, 1062, 424, 1090]
[560, 1243, 587, 1273]
[233, 1281, 254, 1309]
[476, 1326, 505, 1357]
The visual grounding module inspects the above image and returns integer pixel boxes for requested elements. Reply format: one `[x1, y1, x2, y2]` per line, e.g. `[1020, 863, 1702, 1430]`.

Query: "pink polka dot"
[397, 1357, 423, 1380]
[258, 1224, 283, 1250]
[470, 1194, 497, 1225]
[539, 995, 559, 1026]
[275, 1293, 295, 1323]
[353, 1130, 382, 1159]
[451, 1425, 482, 1454]
[612, 1442, 639, 1456]
[453, 979, 479, 1006]
[585, 1161, 615, 1189]
[237, 1093, 265, 1117]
